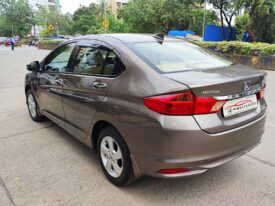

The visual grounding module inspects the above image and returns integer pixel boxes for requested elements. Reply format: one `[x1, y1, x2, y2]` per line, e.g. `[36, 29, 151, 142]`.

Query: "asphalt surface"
[0, 46, 274, 206]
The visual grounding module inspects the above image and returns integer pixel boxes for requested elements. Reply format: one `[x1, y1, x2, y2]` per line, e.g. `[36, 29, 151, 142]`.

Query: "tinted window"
[74, 47, 108, 75]
[45, 43, 75, 72]
[102, 51, 125, 76]
[130, 41, 232, 73]
[74, 46, 125, 76]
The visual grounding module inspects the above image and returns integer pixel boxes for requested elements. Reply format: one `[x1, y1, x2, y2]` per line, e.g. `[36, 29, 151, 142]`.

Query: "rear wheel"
[27, 90, 45, 122]
[97, 126, 133, 186]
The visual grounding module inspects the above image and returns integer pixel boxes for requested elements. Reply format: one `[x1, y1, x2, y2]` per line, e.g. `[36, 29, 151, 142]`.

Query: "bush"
[196, 41, 275, 56]
[38, 39, 64, 45]
[37, 39, 65, 50]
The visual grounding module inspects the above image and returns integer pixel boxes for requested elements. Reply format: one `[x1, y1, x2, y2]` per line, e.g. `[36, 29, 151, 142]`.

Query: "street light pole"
[202, 0, 207, 41]
[104, 0, 107, 34]
[12, 24, 14, 37]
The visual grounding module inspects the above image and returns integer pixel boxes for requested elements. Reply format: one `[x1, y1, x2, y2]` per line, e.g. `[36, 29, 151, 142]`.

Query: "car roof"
[75, 33, 181, 44]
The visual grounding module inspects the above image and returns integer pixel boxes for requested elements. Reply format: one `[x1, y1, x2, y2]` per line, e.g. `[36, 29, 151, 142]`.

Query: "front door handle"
[55, 79, 64, 85]
[92, 81, 108, 89]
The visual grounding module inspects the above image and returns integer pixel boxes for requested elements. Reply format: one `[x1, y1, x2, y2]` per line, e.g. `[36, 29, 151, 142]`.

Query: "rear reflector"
[257, 86, 266, 100]
[159, 168, 191, 174]
[144, 91, 226, 115]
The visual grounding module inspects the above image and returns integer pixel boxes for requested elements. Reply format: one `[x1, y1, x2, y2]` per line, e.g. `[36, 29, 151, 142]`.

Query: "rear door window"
[73, 46, 126, 76]
[74, 47, 108, 75]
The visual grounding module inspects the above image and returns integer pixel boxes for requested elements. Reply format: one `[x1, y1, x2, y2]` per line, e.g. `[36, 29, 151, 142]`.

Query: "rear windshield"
[129, 41, 232, 73]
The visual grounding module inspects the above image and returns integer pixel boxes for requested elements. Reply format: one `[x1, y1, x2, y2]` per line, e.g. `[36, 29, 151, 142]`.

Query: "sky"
[59, 0, 98, 14]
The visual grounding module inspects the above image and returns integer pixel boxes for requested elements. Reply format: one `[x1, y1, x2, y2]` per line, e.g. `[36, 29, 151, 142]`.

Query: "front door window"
[44, 43, 76, 72]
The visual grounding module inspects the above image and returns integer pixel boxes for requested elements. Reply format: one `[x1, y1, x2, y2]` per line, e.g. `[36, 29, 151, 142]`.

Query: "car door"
[61, 40, 125, 140]
[36, 42, 76, 124]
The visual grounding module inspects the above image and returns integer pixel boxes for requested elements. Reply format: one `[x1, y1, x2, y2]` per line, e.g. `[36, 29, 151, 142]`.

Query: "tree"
[208, 0, 243, 40]
[239, 0, 275, 43]
[120, 0, 161, 33]
[107, 13, 127, 33]
[34, 5, 73, 36]
[235, 13, 250, 41]
[0, 15, 12, 36]
[70, 3, 102, 35]
[189, 9, 218, 36]
[0, 0, 34, 36]
[120, 0, 210, 34]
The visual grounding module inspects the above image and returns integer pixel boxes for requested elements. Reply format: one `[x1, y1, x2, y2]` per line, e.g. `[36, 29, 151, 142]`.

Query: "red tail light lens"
[144, 91, 226, 115]
[195, 96, 226, 114]
[144, 92, 194, 115]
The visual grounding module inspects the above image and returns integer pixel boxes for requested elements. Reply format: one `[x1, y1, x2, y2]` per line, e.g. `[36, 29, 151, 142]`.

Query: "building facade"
[108, 0, 129, 17]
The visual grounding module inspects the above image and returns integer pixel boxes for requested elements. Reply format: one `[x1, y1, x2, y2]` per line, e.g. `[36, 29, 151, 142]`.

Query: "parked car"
[5, 38, 10, 46]
[25, 34, 267, 186]
[0, 37, 7, 45]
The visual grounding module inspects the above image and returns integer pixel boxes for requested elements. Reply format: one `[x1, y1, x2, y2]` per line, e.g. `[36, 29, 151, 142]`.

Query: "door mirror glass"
[27, 61, 40, 72]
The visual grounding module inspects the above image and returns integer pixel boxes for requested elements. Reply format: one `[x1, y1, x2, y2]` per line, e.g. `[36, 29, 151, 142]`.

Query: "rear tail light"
[159, 168, 191, 174]
[257, 86, 266, 100]
[144, 91, 226, 115]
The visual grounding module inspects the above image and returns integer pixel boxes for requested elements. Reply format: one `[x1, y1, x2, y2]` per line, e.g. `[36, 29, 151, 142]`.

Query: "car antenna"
[153, 33, 165, 44]
[153, 33, 165, 40]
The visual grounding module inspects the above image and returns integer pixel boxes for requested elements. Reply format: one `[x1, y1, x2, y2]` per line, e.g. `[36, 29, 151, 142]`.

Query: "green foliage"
[119, 0, 214, 34]
[209, 0, 275, 43]
[235, 13, 250, 41]
[107, 14, 127, 33]
[0, 15, 11, 36]
[38, 39, 64, 44]
[189, 9, 218, 36]
[34, 6, 73, 36]
[196, 41, 275, 56]
[70, 3, 102, 35]
[39, 28, 55, 38]
[208, 0, 243, 40]
[69, 3, 128, 35]
[250, 0, 275, 43]
[0, 0, 33, 36]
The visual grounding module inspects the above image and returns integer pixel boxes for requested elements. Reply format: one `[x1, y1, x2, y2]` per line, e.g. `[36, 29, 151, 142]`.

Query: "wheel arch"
[25, 85, 31, 103]
[92, 120, 117, 153]
[91, 119, 142, 179]
[25, 85, 31, 94]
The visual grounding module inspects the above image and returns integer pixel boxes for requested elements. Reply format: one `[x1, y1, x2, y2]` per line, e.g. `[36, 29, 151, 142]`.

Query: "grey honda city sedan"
[25, 34, 267, 186]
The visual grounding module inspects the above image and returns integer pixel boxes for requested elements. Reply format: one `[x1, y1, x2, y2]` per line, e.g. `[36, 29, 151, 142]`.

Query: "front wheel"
[27, 90, 45, 122]
[97, 127, 133, 186]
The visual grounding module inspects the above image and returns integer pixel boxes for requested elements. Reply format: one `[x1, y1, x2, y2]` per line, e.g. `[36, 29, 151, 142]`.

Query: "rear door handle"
[92, 81, 108, 89]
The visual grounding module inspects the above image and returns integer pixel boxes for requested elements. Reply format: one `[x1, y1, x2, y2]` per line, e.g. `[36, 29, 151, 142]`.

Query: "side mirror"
[27, 61, 40, 72]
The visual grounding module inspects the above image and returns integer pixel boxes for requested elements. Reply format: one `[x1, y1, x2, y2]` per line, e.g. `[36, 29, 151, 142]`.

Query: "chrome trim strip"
[214, 87, 263, 101]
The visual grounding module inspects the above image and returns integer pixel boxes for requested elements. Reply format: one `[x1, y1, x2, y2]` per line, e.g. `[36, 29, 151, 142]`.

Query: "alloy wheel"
[100, 136, 123, 178]
[28, 94, 37, 118]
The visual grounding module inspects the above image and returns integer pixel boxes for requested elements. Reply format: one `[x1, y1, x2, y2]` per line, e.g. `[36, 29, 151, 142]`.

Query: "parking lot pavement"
[0, 46, 274, 206]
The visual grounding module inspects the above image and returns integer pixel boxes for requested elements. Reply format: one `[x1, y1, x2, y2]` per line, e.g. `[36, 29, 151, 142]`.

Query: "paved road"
[0, 46, 274, 206]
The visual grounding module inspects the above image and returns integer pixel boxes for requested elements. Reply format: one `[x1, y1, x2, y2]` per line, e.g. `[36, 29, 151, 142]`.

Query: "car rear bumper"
[128, 112, 266, 178]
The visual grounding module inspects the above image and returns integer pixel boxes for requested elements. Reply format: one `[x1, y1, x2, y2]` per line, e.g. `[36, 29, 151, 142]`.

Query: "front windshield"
[130, 41, 232, 73]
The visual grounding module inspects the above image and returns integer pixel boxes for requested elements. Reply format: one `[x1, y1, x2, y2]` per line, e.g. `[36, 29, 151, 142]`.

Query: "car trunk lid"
[163, 64, 267, 134]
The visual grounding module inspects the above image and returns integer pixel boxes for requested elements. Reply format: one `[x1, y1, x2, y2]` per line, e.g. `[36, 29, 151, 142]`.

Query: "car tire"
[97, 126, 134, 186]
[27, 89, 45, 122]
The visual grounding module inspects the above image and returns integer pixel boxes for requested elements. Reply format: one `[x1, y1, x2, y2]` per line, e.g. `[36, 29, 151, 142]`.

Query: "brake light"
[144, 91, 226, 115]
[257, 86, 266, 100]
[144, 92, 194, 115]
[195, 96, 226, 114]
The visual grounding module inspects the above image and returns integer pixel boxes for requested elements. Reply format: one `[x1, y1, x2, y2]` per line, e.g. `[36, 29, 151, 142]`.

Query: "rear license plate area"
[223, 94, 258, 117]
